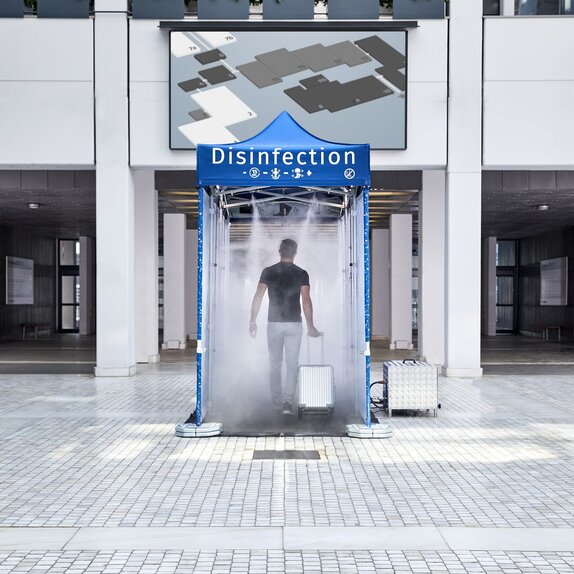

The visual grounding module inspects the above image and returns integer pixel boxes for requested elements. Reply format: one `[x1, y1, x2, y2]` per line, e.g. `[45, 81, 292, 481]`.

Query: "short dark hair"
[279, 238, 297, 258]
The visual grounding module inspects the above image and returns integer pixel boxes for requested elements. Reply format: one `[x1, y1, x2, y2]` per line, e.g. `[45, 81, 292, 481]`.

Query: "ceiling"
[1, 169, 573, 242]
[155, 170, 421, 232]
[482, 171, 574, 239]
[0, 171, 96, 238]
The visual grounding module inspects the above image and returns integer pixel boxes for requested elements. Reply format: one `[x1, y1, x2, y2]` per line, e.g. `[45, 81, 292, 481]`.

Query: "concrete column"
[134, 171, 159, 363]
[482, 236, 497, 336]
[79, 236, 95, 336]
[94, 0, 136, 376]
[163, 213, 187, 349]
[419, 170, 445, 366]
[389, 214, 413, 350]
[371, 228, 390, 340]
[186, 229, 198, 341]
[445, 0, 483, 377]
[501, 0, 515, 15]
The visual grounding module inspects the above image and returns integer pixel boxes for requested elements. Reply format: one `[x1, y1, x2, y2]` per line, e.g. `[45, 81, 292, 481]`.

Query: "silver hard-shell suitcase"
[297, 334, 335, 418]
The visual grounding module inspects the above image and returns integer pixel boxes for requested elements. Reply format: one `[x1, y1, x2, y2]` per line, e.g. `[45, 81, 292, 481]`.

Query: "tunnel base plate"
[346, 423, 393, 439]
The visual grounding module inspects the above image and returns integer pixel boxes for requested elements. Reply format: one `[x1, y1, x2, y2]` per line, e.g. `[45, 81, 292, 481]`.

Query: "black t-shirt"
[259, 262, 310, 323]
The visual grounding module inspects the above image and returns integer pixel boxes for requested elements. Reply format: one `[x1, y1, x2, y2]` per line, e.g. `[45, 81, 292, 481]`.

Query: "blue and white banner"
[197, 112, 370, 187]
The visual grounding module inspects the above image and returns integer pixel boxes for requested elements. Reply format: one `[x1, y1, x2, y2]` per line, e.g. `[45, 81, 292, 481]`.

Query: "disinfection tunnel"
[180, 113, 376, 437]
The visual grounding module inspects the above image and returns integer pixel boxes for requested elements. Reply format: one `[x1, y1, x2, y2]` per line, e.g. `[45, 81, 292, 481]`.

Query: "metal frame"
[160, 20, 418, 31]
[196, 187, 205, 423]
[212, 185, 353, 219]
[363, 186, 371, 426]
[168, 27, 409, 152]
[194, 183, 371, 428]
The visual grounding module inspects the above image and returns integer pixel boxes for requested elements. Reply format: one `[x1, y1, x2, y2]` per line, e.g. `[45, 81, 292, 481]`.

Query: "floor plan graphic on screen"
[170, 30, 407, 150]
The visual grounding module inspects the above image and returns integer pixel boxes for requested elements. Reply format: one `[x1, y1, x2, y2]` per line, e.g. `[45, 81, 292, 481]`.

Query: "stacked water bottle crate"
[383, 360, 439, 417]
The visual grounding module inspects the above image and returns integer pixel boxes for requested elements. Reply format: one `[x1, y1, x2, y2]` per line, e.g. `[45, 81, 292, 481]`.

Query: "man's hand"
[308, 325, 321, 338]
[250, 283, 267, 339]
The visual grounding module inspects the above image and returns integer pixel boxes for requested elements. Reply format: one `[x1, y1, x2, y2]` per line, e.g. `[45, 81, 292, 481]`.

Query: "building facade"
[1, 0, 573, 376]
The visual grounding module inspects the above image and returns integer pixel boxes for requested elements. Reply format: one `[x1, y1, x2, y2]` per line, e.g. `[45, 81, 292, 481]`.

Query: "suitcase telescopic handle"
[306, 332, 324, 364]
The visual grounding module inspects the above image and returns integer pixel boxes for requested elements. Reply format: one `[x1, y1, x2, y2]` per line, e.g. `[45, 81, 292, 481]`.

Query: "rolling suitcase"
[297, 334, 335, 418]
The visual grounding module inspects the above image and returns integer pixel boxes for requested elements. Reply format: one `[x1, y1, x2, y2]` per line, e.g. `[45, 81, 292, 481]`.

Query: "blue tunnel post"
[363, 186, 371, 428]
[195, 186, 204, 427]
[176, 186, 223, 437]
[346, 184, 391, 438]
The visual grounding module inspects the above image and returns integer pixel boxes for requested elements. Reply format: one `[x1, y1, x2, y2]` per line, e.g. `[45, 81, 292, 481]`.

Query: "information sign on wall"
[6, 256, 34, 305]
[170, 29, 407, 150]
[540, 257, 568, 306]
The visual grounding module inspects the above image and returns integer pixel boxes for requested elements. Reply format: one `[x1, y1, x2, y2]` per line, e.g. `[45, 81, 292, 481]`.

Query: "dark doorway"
[58, 239, 80, 333]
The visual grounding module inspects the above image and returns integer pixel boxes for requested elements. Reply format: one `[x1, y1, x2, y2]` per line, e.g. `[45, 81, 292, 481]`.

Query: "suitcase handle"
[306, 333, 324, 364]
[402, 359, 417, 364]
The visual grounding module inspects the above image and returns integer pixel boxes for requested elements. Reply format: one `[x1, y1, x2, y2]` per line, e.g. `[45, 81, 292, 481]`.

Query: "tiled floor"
[0, 354, 573, 572]
[1, 550, 574, 574]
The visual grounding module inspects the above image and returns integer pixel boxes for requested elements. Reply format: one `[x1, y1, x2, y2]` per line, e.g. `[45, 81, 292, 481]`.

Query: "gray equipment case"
[383, 359, 439, 417]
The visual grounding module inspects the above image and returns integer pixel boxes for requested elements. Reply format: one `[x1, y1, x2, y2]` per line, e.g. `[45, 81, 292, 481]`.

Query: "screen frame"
[166, 21, 413, 152]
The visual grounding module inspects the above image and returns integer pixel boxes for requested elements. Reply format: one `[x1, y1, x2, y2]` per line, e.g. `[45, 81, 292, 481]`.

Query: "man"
[249, 238, 320, 415]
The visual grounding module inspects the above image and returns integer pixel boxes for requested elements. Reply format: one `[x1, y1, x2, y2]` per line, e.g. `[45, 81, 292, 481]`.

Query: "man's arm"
[301, 285, 320, 337]
[249, 282, 267, 338]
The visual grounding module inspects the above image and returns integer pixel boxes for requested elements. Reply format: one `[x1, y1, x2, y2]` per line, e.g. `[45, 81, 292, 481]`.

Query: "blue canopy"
[196, 112, 370, 188]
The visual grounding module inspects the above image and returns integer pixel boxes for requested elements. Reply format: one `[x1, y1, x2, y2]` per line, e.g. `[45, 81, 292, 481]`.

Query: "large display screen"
[170, 30, 407, 150]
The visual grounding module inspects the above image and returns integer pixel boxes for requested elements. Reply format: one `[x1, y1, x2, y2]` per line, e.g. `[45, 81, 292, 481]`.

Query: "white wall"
[371, 229, 390, 340]
[389, 214, 413, 350]
[0, 18, 448, 169]
[444, 0, 483, 378]
[372, 20, 448, 169]
[0, 20, 94, 167]
[483, 17, 574, 169]
[129, 19, 447, 169]
[163, 213, 187, 349]
[79, 236, 96, 336]
[186, 230, 198, 340]
[481, 236, 497, 337]
[419, 170, 445, 366]
[95, 6, 136, 377]
[6, 17, 574, 171]
[134, 170, 159, 363]
[129, 20, 195, 169]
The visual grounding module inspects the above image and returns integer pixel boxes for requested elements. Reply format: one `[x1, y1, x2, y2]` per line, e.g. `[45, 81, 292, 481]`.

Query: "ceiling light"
[28, 203, 40, 209]
[536, 204, 549, 211]
[370, 191, 415, 197]
[163, 190, 197, 195]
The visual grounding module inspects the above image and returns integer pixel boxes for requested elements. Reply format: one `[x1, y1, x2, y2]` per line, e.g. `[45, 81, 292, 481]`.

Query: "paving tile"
[1, 359, 574, 573]
[0, 529, 78, 551]
[65, 528, 282, 551]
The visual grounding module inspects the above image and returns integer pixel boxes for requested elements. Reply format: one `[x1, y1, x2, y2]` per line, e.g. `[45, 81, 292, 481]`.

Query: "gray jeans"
[267, 322, 303, 408]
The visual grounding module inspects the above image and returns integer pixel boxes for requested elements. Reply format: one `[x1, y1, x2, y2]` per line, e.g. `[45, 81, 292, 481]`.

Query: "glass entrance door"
[60, 273, 80, 332]
[496, 240, 518, 333]
[58, 240, 80, 333]
[496, 274, 515, 332]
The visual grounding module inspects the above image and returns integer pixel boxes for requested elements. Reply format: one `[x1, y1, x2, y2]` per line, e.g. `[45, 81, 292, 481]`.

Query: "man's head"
[279, 238, 297, 260]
